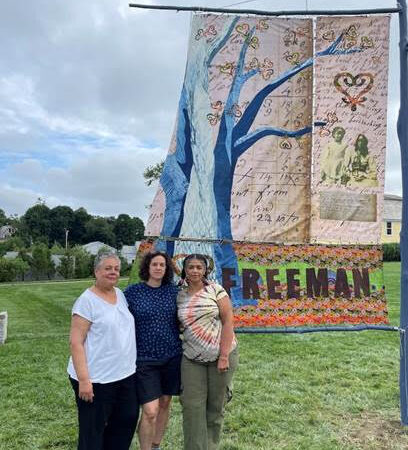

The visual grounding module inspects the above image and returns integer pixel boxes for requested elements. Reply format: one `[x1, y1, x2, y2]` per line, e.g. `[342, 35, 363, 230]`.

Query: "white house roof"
[82, 241, 116, 256]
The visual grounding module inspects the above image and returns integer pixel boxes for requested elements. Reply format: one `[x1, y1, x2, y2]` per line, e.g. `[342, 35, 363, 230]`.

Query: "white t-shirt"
[67, 287, 136, 384]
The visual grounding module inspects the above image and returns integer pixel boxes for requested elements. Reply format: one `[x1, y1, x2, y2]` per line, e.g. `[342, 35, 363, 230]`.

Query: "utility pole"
[65, 228, 69, 250]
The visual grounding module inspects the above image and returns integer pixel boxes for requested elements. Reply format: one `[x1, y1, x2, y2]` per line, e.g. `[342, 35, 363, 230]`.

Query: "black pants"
[70, 374, 139, 450]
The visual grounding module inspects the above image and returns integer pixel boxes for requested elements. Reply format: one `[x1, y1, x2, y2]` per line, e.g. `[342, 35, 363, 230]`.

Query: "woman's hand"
[217, 294, 234, 374]
[78, 379, 94, 402]
[217, 355, 229, 373]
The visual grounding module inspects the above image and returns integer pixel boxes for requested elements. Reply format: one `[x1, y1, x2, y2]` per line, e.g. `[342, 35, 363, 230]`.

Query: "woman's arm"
[69, 314, 93, 402]
[217, 295, 235, 372]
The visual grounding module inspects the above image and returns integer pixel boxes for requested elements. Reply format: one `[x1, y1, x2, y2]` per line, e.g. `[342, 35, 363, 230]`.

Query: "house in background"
[4, 251, 19, 260]
[0, 225, 15, 241]
[382, 194, 402, 243]
[120, 242, 141, 264]
[82, 241, 116, 255]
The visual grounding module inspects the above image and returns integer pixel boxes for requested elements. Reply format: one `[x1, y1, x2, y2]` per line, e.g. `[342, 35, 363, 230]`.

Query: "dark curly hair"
[180, 253, 209, 280]
[139, 251, 174, 285]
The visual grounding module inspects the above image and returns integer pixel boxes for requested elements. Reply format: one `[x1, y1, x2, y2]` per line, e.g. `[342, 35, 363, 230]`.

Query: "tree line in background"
[0, 200, 145, 282]
[0, 242, 132, 282]
[0, 200, 144, 248]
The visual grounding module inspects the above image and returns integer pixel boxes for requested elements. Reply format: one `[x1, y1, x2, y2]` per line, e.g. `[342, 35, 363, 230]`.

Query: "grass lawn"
[0, 262, 407, 449]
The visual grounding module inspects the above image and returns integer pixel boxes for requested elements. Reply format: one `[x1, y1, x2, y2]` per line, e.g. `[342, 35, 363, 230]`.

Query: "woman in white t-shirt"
[67, 252, 138, 450]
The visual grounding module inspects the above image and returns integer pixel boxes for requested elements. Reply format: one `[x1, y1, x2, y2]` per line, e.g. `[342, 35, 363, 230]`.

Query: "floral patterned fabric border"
[131, 240, 388, 329]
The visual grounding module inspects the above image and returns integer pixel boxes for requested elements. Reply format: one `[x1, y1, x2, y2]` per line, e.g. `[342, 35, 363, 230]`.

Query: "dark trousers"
[70, 374, 139, 450]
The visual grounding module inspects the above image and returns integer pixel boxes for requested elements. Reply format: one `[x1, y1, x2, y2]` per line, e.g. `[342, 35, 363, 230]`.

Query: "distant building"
[382, 194, 402, 243]
[51, 254, 64, 268]
[82, 241, 116, 256]
[4, 251, 19, 260]
[0, 225, 15, 241]
[4, 251, 63, 268]
[120, 242, 141, 264]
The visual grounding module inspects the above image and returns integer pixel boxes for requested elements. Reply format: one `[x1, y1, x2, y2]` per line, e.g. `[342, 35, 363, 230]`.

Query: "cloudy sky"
[0, 0, 402, 222]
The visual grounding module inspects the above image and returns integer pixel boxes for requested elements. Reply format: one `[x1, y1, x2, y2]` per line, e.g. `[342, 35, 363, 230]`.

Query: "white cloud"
[2, 145, 164, 219]
[0, 0, 402, 222]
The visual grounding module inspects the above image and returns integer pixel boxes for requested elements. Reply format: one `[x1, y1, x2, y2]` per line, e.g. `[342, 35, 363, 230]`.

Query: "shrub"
[71, 246, 92, 279]
[58, 250, 75, 279]
[0, 257, 28, 282]
[383, 243, 400, 262]
[30, 243, 55, 280]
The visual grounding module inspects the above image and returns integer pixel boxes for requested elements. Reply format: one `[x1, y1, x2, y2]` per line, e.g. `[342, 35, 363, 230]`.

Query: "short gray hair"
[94, 252, 121, 270]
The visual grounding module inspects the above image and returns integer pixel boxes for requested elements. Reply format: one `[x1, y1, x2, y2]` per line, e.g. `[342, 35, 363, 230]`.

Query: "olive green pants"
[180, 348, 239, 450]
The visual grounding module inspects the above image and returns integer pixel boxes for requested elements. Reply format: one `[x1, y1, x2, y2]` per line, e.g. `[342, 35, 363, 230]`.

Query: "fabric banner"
[132, 239, 388, 329]
[138, 13, 391, 328]
[311, 16, 390, 244]
[145, 14, 314, 243]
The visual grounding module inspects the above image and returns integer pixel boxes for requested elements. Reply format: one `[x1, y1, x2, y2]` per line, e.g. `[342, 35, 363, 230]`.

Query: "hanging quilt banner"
[131, 239, 388, 329]
[311, 15, 390, 244]
[136, 13, 390, 329]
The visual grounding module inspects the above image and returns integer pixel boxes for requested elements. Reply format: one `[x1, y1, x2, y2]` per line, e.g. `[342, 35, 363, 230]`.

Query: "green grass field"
[0, 262, 407, 449]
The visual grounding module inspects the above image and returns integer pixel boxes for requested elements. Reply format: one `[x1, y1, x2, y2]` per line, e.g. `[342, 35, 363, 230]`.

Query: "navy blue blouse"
[124, 282, 182, 361]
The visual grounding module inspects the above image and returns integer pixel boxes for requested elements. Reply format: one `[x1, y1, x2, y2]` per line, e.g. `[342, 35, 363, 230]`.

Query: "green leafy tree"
[70, 208, 91, 245]
[113, 214, 145, 248]
[0, 237, 25, 256]
[143, 161, 164, 186]
[30, 243, 55, 280]
[22, 203, 52, 244]
[118, 255, 130, 276]
[0, 209, 7, 227]
[133, 217, 144, 241]
[0, 258, 18, 282]
[85, 218, 116, 247]
[0, 257, 29, 282]
[58, 249, 75, 279]
[13, 257, 30, 281]
[50, 243, 64, 255]
[71, 246, 93, 278]
[50, 206, 74, 246]
[12, 216, 31, 247]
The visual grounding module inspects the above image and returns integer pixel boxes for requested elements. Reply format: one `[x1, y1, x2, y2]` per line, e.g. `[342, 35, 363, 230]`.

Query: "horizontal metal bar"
[129, 3, 401, 16]
[235, 325, 400, 333]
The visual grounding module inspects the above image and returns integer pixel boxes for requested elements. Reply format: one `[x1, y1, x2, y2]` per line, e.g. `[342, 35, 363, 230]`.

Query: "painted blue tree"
[150, 15, 361, 306]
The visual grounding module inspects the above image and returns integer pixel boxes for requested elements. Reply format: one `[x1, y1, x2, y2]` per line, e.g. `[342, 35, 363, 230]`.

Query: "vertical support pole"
[399, 0, 408, 425]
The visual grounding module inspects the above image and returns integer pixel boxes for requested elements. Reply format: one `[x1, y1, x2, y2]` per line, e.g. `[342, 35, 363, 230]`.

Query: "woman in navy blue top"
[124, 251, 181, 450]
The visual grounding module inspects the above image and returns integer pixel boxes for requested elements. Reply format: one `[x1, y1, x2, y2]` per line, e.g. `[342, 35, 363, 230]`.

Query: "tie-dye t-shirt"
[177, 283, 237, 362]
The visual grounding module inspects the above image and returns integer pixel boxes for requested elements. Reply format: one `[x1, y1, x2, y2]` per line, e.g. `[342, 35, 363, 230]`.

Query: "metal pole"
[399, 0, 408, 426]
[65, 228, 69, 250]
[129, 3, 401, 16]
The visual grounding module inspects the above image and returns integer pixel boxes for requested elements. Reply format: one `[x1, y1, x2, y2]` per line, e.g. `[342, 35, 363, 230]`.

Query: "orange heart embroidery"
[333, 72, 374, 111]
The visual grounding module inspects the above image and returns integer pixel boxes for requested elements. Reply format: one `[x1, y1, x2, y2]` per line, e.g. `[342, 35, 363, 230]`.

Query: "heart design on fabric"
[207, 25, 217, 36]
[361, 36, 374, 49]
[219, 62, 236, 77]
[284, 51, 300, 65]
[279, 139, 292, 149]
[256, 19, 269, 31]
[333, 72, 374, 111]
[246, 35, 259, 49]
[236, 23, 250, 36]
[322, 30, 335, 41]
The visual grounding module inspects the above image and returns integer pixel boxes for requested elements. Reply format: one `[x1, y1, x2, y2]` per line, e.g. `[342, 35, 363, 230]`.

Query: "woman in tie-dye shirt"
[177, 254, 238, 450]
